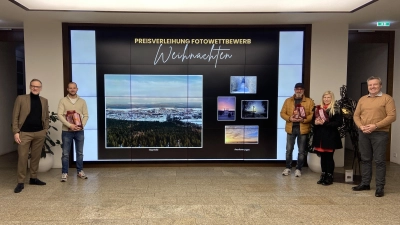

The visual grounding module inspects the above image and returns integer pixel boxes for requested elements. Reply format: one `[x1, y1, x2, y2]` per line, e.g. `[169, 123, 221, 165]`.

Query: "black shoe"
[14, 183, 24, 193]
[352, 184, 370, 191]
[29, 178, 46, 185]
[375, 188, 384, 197]
[317, 172, 325, 184]
[322, 173, 333, 186]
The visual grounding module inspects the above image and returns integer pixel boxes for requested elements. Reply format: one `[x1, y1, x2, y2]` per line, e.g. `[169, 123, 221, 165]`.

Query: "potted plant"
[42, 111, 62, 158]
[35, 111, 61, 172]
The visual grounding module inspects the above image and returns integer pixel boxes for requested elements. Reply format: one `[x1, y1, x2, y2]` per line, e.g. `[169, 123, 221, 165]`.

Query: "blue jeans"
[62, 130, 84, 174]
[285, 126, 307, 170]
[358, 130, 388, 188]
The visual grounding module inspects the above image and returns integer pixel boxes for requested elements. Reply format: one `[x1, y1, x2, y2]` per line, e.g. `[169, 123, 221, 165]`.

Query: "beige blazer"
[12, 94, 50, 134]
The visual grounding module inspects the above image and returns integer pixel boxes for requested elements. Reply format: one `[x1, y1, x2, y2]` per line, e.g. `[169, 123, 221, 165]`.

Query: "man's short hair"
[30, 79, 42, 85]
[68, 82, 78, 88]
[367, 76, 382, 85]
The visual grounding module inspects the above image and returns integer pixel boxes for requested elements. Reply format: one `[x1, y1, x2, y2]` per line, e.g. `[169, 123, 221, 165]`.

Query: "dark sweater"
[312, 105, 343, 150]
[20, 93, 43, 132]
[292, 98, 302, 128]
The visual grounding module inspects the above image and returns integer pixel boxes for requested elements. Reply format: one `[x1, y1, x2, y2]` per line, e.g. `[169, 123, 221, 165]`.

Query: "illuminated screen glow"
[69, 28, 305, 161]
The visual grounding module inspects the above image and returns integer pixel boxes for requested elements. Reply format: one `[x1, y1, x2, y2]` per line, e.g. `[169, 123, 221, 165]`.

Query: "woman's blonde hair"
[320, 91, 336, 116]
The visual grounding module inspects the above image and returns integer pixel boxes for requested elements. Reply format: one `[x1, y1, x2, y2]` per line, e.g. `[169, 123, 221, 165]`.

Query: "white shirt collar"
[368, 91, 383, 97]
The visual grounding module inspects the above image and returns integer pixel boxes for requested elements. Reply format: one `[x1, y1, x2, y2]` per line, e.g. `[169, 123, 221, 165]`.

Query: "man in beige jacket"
[57, 82, 89, 182]
[12, 79, 49, 193]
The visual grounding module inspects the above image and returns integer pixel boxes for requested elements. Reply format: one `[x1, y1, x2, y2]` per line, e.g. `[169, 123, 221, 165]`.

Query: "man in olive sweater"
[352, 76, 396, 197]
[57, 82, 89, 182]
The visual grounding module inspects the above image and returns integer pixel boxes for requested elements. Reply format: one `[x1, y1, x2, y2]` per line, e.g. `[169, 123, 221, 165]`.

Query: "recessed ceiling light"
[10, 0, 377, 13]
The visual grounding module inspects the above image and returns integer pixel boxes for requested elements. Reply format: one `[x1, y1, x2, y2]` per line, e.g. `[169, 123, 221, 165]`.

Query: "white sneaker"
[77, 170, 88, 179]
[282, 168, 291, 176]
[295, 169, 302, 177]
[61, 173, 68, 182]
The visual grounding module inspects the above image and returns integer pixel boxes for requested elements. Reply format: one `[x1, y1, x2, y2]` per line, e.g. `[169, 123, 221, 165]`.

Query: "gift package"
[315, 105, 329, 122]
[293, 104, 306, 119]
[66, 110, 83, 130]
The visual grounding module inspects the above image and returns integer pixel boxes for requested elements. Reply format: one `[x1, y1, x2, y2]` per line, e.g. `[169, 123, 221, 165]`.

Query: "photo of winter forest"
[230, 76, 257, 94]
[105, 75, 203, 148]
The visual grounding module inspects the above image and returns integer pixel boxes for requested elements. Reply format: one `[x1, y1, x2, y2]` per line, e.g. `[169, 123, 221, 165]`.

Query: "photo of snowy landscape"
[230, 76, 257, 94]
[105, 75, 203, 148]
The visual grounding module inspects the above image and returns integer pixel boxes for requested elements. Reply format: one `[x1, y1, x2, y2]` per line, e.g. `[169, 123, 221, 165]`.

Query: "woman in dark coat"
[312, 91, 343, 185]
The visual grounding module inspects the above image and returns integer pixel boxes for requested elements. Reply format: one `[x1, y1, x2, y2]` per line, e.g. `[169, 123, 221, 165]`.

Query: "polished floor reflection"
[1, 151, 400, 224]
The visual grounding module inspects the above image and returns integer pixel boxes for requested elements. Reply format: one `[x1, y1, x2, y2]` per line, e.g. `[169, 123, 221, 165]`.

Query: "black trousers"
[320, 152, 335, 174]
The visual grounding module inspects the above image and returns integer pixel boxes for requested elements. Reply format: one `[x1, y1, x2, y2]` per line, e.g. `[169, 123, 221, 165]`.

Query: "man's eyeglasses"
[30, 85, 42, 89]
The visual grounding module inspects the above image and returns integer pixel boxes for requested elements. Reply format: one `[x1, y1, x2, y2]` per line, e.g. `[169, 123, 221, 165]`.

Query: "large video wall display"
[68, 26, 305, 161]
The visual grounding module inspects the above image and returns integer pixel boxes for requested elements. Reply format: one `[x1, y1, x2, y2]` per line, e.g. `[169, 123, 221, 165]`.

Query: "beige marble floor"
[1, 151, 400, 225]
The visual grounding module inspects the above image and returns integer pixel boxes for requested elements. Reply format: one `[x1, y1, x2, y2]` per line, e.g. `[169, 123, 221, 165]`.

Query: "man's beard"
[295, 93, 303, 98]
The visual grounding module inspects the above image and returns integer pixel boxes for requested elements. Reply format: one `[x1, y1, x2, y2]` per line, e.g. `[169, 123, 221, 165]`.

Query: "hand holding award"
[66, 110, 83, 131]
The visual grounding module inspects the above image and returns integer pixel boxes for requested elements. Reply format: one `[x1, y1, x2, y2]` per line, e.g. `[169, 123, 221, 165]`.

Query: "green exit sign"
[377, 22, 390, 27]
